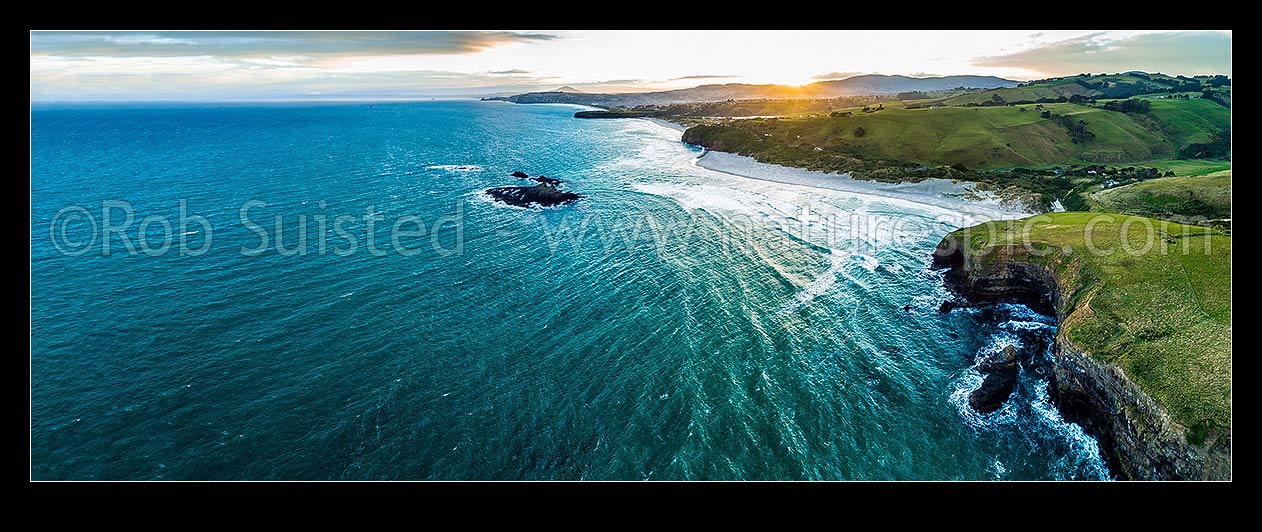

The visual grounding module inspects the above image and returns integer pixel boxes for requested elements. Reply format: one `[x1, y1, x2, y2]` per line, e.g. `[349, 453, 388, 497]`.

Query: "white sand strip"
[641, 117, 688, 133]
[693, 151, 1030, 221]
[635, 115, 1031, 221]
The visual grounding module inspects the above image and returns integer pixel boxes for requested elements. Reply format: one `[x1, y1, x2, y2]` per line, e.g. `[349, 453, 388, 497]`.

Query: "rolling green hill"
[682, 98, 1228, 171]
[1090, 173, 1232, 223]
[1144, 98, 1232, 148]
[928, 80, 1098, 106]
[925, 73, 1220, 107]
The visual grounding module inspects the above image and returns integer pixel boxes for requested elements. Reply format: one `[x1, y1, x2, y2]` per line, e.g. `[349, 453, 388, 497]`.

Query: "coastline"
[637, 117, 1030, 223]
[933, 218, 1232, 479]
[641, 117, 688, 133]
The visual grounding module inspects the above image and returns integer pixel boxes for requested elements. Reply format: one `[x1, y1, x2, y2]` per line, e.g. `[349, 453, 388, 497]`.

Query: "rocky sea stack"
[486, 171, 582, 208]
[969, 345, 1019, 414]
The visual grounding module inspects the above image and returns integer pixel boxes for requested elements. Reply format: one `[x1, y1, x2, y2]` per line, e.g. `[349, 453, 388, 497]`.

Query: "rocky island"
[933, 212, 1231, 480]
[486, 171, 582, 208]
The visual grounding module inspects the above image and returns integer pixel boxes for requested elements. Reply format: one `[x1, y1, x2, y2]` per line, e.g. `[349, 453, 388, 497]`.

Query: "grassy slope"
[1140, 159, 1232, 176]
[934, 74, 1186, 106]
[948, 212, 1231, 440]
[1142, 98, 1232, 148]
[650, 96, 895, 119]
[933, 81, 1097, 106]
[1091, 173, 1232, 221]
[684, 99, 1228, 170]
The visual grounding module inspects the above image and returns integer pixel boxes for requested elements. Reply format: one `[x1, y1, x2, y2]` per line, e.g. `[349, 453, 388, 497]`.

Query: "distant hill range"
[914, 71, 1231, 107]
[485, 74, 1018, 106]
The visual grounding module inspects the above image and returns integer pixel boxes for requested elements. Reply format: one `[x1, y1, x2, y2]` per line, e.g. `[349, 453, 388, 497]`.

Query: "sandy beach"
[639, 117, 1031, 222]
[642, 117, 688, 133]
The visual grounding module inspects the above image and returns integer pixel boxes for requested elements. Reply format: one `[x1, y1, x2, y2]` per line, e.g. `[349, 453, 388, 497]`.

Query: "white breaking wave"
[1000, 320, 1057, 332]
[949, 312, 1111, 479]
[691, 150, 1030, 223]
[951, 329, 1024, 428]
[425, 164, 484, 172]
[850, 253, 880, 272]
[992, 460, 1008, 479]
[630, 182, 773, 218]
[1029, 381, 1112, 479]
[951, 367, 1021, 429]
[780, 249, 851, 313]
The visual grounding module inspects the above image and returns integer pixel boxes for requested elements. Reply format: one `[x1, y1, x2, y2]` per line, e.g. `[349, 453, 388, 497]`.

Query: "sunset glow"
[30, 30, 1231, 100]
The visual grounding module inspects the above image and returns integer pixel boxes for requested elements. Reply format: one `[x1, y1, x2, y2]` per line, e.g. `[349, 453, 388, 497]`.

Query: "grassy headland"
[942, 212, 1231, 445]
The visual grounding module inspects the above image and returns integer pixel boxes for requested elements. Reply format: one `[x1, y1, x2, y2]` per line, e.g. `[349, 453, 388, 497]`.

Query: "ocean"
[30, 100, 1109, 480]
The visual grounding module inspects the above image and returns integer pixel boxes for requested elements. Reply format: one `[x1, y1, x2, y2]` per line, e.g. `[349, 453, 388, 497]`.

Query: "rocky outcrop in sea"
[486, 171, 582, 208]
[969, 345, 1019, 414]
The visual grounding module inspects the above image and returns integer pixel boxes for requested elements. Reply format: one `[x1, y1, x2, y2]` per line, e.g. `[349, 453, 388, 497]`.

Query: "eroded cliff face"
[1050, 336, 1212, 480]
[932, 238, 1227, 480]
[931, 242, 1062, 316]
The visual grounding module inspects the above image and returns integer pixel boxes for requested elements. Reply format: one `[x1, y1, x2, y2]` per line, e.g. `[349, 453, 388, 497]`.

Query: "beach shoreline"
[637, 117, 1032, 222]
[641, 117, 688, 133]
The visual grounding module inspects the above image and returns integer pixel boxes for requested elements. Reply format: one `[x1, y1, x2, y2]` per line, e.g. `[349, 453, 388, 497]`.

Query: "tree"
[991, 94, 1006, 104]
[1178, 128, 1231, 159]
[1102, 98, 1151, 114]
[853, 127, 867, 138]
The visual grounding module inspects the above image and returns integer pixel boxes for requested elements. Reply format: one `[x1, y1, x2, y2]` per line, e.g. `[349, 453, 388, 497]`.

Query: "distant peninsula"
[484, 74, 1017, 107]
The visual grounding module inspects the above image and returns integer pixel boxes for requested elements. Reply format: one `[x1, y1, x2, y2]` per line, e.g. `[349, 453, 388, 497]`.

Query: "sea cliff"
[932, 213, 1231, 480]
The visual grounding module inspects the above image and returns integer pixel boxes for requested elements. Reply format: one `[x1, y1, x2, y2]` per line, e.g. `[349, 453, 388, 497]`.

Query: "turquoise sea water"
[31, 100, 1109, 480]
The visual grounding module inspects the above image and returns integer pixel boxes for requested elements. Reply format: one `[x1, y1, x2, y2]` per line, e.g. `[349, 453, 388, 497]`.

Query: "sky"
[30, 30, 1232, 100]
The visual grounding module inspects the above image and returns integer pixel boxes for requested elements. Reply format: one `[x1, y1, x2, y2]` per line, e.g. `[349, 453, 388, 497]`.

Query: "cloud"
[972, 31, 1231, 76]
[577, 78, 647, 86]
[28, 58, 560, 100]
[29, 32, 567, 100]
[30, 31, 558, 58]
[811, 71, 866, 80]
[556, 79, 665, 93]
[104, 34, 197, 46]
[669, 74, 739, 80]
